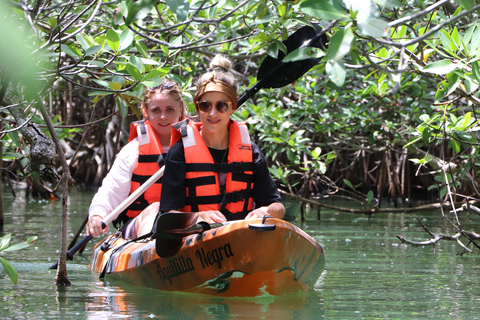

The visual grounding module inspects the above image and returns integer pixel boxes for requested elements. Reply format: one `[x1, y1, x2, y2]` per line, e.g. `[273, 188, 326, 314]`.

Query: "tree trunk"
[8, 105, 58, 184]
[33, 99, 72, 286]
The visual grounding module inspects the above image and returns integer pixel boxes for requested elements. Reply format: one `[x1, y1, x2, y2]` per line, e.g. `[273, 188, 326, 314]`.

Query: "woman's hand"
[86, 215, 108, 237]
[245, 207, 269, 220]
[245, 202, 285, 220]
[198, 211, 227, 224]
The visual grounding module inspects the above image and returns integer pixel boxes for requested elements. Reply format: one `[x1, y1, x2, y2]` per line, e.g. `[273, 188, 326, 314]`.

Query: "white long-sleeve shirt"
[88, 139, 140, 220]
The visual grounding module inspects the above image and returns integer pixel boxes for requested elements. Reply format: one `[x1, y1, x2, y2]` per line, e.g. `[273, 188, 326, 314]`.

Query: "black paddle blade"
[155, 212, 198, 258]
[257, 24, 328, 89]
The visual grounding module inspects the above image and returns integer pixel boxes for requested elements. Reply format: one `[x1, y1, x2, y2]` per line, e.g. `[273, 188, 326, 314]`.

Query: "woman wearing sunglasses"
[87, 79, 185, 238]
[160, 55, 285, 223]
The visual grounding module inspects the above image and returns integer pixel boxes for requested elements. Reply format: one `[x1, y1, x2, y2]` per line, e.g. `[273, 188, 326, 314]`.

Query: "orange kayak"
[89, 218, 325, 297]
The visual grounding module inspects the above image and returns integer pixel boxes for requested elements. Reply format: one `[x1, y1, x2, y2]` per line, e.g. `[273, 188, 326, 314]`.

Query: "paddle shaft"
[49, 166, 165, 269]
[161, 221, 232, 238]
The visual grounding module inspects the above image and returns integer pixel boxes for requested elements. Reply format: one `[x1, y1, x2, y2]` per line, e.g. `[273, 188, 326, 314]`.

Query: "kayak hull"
[89, 218, 325, 297]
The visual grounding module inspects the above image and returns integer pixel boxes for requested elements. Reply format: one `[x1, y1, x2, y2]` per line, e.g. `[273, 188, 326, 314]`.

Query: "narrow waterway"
[1, 188, 480, 319]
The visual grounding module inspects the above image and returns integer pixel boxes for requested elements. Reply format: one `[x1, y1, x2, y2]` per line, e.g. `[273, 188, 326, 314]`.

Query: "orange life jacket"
[113, 119, 164, 227]
[171, 118, 254, 220]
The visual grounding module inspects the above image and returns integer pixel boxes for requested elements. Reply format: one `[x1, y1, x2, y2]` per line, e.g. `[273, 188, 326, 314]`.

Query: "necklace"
[211, 148, 228, 164]
[220, 148, 228, 163]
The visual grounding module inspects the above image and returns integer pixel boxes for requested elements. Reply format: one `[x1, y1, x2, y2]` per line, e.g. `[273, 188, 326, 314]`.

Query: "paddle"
[49, 166, 165, 269]
[237, 23, 328, 107]
[155, 212, 275, 258]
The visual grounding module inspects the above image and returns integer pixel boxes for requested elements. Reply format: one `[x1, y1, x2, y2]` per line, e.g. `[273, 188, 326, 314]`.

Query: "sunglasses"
[198, 101, 231, 113]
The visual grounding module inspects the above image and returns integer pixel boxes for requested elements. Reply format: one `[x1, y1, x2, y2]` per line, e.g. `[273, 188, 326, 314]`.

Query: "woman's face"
[197, 91, 234, 135]
[144, 92, 183, 138]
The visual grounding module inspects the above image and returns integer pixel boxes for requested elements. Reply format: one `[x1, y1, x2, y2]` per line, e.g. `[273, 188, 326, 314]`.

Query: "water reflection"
[84, 278, 325, 319]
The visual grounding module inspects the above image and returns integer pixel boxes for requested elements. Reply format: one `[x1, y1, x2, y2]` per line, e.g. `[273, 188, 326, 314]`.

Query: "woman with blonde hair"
[87, 79, 185, 239]
[160, 55, 285, 223]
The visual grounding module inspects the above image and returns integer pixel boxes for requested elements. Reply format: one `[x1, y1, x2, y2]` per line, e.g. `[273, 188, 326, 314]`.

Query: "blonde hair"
[196, 55, 237, 92]
[141, 79, 185, 120]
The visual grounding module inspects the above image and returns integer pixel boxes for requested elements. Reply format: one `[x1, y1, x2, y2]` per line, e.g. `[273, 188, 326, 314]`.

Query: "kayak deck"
[90, 218, 325, 297]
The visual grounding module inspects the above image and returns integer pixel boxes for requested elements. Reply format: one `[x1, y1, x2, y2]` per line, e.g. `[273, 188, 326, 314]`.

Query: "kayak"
[89, 217, 325, 297]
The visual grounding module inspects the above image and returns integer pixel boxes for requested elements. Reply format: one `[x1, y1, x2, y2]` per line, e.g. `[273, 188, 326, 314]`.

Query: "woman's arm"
[87, 140, 139, 237]
[246, 142, 285, 220]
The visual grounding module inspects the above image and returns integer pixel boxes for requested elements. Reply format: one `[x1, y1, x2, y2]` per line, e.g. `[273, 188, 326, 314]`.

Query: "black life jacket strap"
[185, 162, 253, 173]
[138, 154, 160, 163]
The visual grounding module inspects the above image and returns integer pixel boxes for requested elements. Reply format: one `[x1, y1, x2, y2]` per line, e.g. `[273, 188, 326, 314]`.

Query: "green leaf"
[326, 60, 346, 87]
[367, 190, 374, 203]
[0, 233, 11, 251]
[136, 41, 150, 58]
[109, 82, 122, 91]
[372, 0, 402, 8]
[326, 27, 354, 62]
[129, 55, 143, 73]
[143, 67, 172, 82]
[357, 17, 389, 37]
[422, 60, 462, 75]
[440, 186, 448, 199]
[462, 112, 472, 130]
[85, 45, 102, 56]
[472, 61, 480, 83]
[61, 44, 81, 58]
[0, 257, 18, 285]
[119, 28, 135, 51]
[312, 147, 322, 158]
[299, 0, 348, 20]
[95, 34, 106, 48]
[48, 17, 57, 29]
[317, 161, 327, 174]
[451, 27, 460, 47]
[422, 126, 431, 143]
[0, 1, 40, 99]
[84, 60, 105, 68]
[106, 29, 120, 52]
[439, 30, 458, 53]
[116, 96, 129, 117]
[444, 73, 461, 97]
[126, 63, 142, 81]
[26, 236, 37, 245]
[76, 33, 90, 51]
[165, 0, 190, 22]
[3, 240, 33, 252]
[457, 0, 474, 10]
[403, 136, 421, 148]
[343, 179, 354, 190]
[140, 58, 160, 66]
[283, 47, 325, 62]
[267, 41, 280, 59]
[450, 140, 461, 153]
[124, 0, 156, 25]
[253, 32, 269, 43]
[92, 79, 111, 88]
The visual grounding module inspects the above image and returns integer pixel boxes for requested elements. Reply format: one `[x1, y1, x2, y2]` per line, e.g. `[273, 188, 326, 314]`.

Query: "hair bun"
[209, 55, 232, 73]
[207, 66, 229, 73]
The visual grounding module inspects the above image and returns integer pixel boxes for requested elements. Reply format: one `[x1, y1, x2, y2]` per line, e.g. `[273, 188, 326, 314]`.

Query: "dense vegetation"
[2, 0, 480, 264]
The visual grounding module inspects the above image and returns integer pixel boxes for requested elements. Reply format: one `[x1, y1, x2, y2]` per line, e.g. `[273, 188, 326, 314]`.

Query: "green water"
[2, 188, 480, 319]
